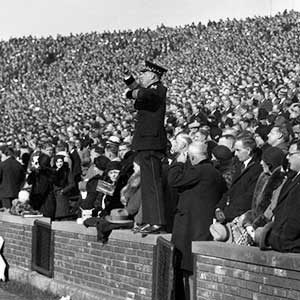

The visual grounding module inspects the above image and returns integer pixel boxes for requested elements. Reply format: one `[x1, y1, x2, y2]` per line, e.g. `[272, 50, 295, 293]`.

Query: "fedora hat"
[105, 208, 133, 224]
[255, 222, 274, 250]
[209, 222, 233, 243]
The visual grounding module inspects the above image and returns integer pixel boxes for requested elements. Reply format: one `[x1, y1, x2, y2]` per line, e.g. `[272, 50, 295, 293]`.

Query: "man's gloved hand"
[215, 208, 226, 224]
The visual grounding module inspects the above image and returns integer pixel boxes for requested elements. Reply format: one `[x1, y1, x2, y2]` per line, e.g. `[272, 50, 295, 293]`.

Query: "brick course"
[193, 241, 300, 300]
[53, 227, 155, 300]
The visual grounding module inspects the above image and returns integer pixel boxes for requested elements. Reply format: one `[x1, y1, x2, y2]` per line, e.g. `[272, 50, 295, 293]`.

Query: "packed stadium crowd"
[0, 10, 300, 288]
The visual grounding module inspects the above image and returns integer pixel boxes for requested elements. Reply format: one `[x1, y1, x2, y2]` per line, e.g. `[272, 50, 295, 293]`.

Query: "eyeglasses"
[287, 151, 300, 157]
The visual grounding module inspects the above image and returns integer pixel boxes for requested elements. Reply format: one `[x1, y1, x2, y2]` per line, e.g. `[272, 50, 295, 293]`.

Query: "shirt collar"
[243, 157, 252, 169]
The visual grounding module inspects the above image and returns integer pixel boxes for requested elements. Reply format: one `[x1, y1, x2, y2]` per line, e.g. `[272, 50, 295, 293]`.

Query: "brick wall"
[0, 212, 50, 270]
[192, 241, 300, 300]
[0, 213, 172, 300]
[52, 222, 163, 300]
[1, 213, 300, 300]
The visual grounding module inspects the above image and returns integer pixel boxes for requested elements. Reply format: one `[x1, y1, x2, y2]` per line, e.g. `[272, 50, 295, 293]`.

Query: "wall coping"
[52, 221, 172, 245]
[0, 212, 172, 245]
[0, 211, 51, 226]
[192, 241, 300, 272]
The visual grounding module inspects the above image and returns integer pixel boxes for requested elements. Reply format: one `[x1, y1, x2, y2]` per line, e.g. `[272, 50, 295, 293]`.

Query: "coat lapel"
[232, 160, 255, 184]
[277, 174, 300, 205]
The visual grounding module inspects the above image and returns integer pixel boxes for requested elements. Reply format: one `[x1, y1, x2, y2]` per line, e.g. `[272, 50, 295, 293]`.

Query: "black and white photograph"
[0, 0, 300, 299]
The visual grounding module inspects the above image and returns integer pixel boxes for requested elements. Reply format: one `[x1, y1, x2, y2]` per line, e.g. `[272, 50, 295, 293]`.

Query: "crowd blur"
[0, 10, 300, 265]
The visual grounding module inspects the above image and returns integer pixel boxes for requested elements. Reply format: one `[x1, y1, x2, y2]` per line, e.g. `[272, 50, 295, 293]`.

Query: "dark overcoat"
[217, 157, 262, 222]
[0, 157, 25, 200]
[27, 154, 55, 219]
[130, 80, 168, 225]
[131, 81, 167, 151]
[168, 159, 227, 272]
[268, 174, 300, 252]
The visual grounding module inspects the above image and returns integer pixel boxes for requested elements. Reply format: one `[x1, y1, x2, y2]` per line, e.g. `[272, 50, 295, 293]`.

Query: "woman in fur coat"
[211, 147, 286, 245]
[53, 155, 76, 219]
[120, 158, 142, 225]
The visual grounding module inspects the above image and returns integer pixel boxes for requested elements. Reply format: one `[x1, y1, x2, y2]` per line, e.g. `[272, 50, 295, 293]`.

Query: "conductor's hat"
[141, 60, 167, 77]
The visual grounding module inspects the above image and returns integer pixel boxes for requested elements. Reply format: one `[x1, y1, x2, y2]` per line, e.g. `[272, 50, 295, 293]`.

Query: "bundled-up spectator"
[53, 155, 76, 219]
[211, 145, 235, 188]
[256, 140, 300, 252]
[120, 156, 142, 226]
[0, 145, 25, 209]
[210, 147, 286, 246]
[168, 141, 226, 298]
[27, 153, 55, 219]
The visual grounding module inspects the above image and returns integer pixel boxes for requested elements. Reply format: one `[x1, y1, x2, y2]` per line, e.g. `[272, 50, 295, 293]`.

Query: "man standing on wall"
[124, 60, 168, 234]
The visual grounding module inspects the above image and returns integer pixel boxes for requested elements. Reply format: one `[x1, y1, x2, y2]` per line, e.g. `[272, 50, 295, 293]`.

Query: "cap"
[141, 60, 167, 77]
[212, 145, 233, 161]
[262, 146, 285, 171]
[106, 161, 122, 172]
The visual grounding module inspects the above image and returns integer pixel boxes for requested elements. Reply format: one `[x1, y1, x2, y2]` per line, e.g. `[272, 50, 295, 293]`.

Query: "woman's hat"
[255, 221, 274, 250]
[94, 155, 110, 171]
[212, 145, 233, 161]
[106, 161, 122, 172]
[262, 147, 285, 171]
[105, 208, 133, 224]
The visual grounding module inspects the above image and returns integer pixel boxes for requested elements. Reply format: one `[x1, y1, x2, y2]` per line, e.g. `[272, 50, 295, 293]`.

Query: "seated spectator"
[79, 155, 110, 199]
[210, 147, 286, 245]
[215, 133, 262, 223]
[120, 157, 142, 227]
[211, 145, 235, 188]
[84, 161, 122, 217]
[256, 140, 300, 253]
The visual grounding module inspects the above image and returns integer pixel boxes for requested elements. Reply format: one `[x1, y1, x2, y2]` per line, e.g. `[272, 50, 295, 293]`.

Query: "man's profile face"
[288, 144, 300, 172]
[267, 127, 280, 146]
[234, 140, 250, 162]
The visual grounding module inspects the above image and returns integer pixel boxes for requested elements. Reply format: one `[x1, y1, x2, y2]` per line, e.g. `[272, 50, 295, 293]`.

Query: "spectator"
[215, 133, 262, 223]
[0, 145, 25, 209]
[53, 155, 75, 219]
[267, 125, 290, 153]
[211, 145, 235, 188]
[27, 153, 55, 219]
[257, 140, 300, 252]
[124, 60, 168, 234]
[168, 141, 226, 299]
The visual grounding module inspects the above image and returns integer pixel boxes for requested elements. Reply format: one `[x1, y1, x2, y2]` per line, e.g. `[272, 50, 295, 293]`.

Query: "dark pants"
[0, 198, 13, 209]
[173, 249, 192, 300]
[136, 150, 165, 225]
